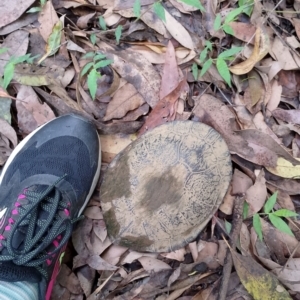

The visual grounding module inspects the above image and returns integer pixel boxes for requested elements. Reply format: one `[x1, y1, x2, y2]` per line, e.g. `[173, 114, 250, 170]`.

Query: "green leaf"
[223, 24, 234, 35]
[27, 6, 42, 13]
[243, 202, 249, 219]
[269, 214, 294, 236]
[133, 0, 141, 18]
[90, 33, 96, 45]
[10, 54, 31, 64]
[214, 14, 221, 31]
[153, 2, 166, 22]
[264, 192, 277, 214]
[177, 0, 205, 11]
[199, 47, 208, 63]
[81, 62, 94, 76]
[205, 40, 212, 51]
[273, 209, 298, 218]
[0, 48, 8, 55]
[225, 6, 244, 24]
[225, 220, 232, 234]
[200, 58, 212, 77]
[94, 53, 106, 62]
[192, 63, 198, 80]
[3, 62, 15, 89]
[87, 68, 100, 100]
[99, 16, 107, 31]
[239, 0, 254, 16]
[219, 47, 243, 59]
[216, 58, 231, 87]
[40, 0, 47, 6]
[94, 59, 113, 69]
[253, 214, 263, 241]
[82, 52, 95, 59]
[115, 25, 123, 45]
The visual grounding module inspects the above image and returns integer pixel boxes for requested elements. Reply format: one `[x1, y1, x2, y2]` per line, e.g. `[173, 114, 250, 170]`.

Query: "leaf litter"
[2, 0, 300, 299]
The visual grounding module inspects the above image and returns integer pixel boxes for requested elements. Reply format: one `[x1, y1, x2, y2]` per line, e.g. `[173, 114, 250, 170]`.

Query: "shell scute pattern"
[100, 121, 232, 252]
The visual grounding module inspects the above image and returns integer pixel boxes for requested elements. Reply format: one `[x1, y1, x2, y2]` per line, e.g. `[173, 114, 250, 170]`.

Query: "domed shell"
[100, 121, 232, 252]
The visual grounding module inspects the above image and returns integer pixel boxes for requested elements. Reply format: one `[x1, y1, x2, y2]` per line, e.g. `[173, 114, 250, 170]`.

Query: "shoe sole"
[0, 114, 101, 217]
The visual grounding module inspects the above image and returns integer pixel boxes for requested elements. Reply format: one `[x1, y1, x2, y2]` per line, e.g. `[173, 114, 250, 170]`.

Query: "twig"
[217, 194, 245, 300]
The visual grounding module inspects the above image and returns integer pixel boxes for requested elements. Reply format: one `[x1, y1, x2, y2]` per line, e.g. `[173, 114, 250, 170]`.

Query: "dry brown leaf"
[0, 30, 29, 74]
[270, 37, 300, 70]
[122, 251, 158, 264]
[57, 264, 83, 295]
[138, 256, 172, 272]
[77, 265, 95, 297]
[0, 0, 36, 28]
[93, 219, 107, 242]
[38, 1, 59, 42]
[86, 255, 118, 271]
[267, 80, 282, 112]
[232, 169, 253, 195]
[16, 85, 55, 135]
[138, 79, 189, 135]
[231, 250, 291, 300]
[219, 184, 235, 215]
[229, 22, 256, 44]
[261, 218, 300, 260]
[102, 245, 128, 265]
[84, 206, 103, 219]
[103, 83, 145, 121]
[248, 70, 264, 107]
[76, 12, 96, 29]
[273, 108, 300, 125]
[229, 26, 270, 75]
[193, 94, 280, 167]
[240, 223, 251, 256]
[160, 41, 180, 100]
[0, 13, 38, 36]
[196, 241, 220, 269]
[160, 248, 186, 261]
[98, 42, 160, 108]
[99, 134, 134, 163]
[164, 8, 194, 50]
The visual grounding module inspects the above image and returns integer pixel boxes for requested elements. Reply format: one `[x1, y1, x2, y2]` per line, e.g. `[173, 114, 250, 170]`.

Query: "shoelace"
[0, 175, 78, 279]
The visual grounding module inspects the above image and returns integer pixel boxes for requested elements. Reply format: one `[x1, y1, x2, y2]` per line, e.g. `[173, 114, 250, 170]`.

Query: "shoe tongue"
[0, 261, 42, 282]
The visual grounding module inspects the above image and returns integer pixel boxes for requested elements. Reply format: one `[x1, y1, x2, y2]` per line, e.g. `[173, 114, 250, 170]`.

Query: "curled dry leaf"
[229, 26, 270, 75]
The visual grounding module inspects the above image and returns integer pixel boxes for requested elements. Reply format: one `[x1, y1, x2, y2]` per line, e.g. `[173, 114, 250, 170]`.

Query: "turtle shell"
[100, 121, 232, 252]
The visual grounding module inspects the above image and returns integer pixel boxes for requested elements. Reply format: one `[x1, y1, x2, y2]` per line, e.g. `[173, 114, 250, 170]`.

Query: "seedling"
[192, 44, 243, 87]
[80, 52, 113, 100]
[0, 50, 36, 90]
[27, 0, 47, 13]
[133, 0, 204, 21]
[250, 192, 298, 240]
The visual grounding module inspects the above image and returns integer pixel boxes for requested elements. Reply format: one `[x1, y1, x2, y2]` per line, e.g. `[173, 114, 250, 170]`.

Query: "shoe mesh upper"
[3, 136, 94, 198]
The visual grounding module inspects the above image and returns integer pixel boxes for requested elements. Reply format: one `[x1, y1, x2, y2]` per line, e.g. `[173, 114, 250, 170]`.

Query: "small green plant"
[192, 44, 243, 87]
[99, 16, 107, 31]
[27, 0, 47, 13]
[252, 192, 298, 240]
[115, 25, 123, 45]
[0, 50, 36, 89]
[133, 0, 204, 22]
[214, 1, 254, 35]
[81, 52, 113, 100]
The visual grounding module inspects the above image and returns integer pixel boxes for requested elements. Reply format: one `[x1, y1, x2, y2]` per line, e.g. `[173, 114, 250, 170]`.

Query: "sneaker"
[0, 114, 101, 299]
